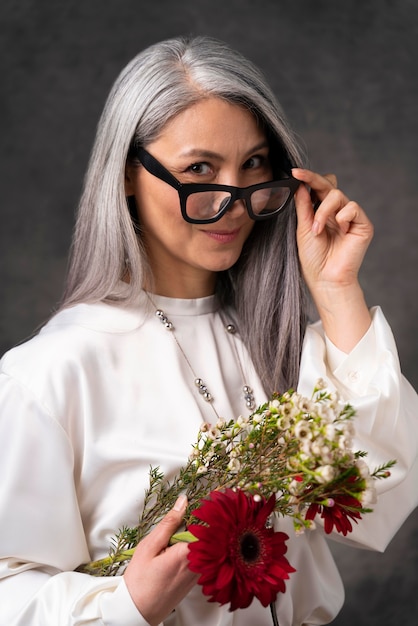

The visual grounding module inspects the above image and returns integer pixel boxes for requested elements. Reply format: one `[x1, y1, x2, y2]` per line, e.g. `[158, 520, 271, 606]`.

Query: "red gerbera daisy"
[187, 488, 296, 611]
[305, 494, 363, 535]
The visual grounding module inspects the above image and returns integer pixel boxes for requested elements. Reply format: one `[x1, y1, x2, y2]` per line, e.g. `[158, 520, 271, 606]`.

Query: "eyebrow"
[178, 141, 270, 161]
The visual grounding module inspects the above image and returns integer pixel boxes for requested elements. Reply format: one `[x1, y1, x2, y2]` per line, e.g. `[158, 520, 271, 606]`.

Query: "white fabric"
[0, 292, 417, 626]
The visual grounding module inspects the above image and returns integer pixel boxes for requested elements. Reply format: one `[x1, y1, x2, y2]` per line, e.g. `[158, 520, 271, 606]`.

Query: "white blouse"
[0, 292, 417, 626]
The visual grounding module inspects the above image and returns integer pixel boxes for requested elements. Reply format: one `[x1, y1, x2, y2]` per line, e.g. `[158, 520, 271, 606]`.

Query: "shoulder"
[0, 298, 149, 388]
[46, 296, 149, 334]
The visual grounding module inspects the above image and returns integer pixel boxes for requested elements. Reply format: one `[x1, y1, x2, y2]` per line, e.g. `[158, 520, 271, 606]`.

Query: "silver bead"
[155, 309, 174, 330]
[194, 379, 212, 402]
[226, 323, 236, 334]
[243, 383, 255, 410]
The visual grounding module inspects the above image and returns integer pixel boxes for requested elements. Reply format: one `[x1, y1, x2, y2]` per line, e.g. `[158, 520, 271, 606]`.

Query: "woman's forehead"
[147, 97, 268, 156]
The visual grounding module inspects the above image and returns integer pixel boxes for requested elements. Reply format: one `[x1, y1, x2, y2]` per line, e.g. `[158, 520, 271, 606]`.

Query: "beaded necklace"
[146, 293, 256, 421]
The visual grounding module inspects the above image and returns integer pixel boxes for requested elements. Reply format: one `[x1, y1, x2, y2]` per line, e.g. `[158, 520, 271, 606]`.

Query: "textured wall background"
[1, 1, 417, 623]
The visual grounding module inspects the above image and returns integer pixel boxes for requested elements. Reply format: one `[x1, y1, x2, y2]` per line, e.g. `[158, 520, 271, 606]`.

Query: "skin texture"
[124, 495, 197, 626]
[123, 97, 374, 624]
[125, 98, 271, 299]
[292, 167, 373, 351]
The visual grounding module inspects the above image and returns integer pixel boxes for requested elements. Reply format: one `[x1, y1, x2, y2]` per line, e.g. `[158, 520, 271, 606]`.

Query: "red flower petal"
[187, 488, 295, 611]
[305, 494, 363, 536]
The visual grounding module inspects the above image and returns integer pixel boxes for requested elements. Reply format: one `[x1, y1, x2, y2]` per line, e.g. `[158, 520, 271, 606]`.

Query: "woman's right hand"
[124, 495, 198, 626]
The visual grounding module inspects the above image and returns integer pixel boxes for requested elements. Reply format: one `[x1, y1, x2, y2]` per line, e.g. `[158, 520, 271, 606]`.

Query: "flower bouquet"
[77, 381, 394, 621]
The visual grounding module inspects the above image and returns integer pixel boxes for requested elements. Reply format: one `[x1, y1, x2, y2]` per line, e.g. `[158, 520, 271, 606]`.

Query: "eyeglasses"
[132, 146, 300, 224]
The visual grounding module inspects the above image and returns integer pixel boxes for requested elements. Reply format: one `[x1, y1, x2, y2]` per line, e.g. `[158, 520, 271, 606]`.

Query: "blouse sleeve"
[0, 373, 148, 626]
[297, 306, 418, 551]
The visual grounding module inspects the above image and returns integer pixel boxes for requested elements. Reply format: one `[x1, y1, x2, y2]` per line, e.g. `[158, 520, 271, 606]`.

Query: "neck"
[144, 273, 217, 299]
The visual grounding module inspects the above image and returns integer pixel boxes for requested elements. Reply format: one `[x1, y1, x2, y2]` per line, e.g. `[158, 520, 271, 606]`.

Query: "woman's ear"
[126, 195, 140, 229]
[124, 163, 136, 196]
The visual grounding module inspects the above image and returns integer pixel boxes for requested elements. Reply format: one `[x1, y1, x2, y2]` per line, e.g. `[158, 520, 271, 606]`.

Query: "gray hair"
[61, 36, 308, 393]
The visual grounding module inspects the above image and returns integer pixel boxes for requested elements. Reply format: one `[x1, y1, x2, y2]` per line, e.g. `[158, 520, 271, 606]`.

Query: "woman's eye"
[187, 162, 212, 175]
[243, 155, 267, 169]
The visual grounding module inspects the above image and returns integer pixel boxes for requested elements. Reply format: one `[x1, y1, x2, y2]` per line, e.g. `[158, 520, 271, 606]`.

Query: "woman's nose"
[218, 171, 248, 217]
[225, 197, 247, 217]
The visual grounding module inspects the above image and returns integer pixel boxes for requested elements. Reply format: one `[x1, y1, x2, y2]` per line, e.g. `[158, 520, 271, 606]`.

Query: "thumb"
[145, 495, 188, 555]
[294, 182, 314, 232]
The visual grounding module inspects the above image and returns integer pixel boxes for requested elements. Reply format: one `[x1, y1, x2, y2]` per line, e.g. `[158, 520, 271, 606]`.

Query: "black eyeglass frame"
[132, 146, 300, 224]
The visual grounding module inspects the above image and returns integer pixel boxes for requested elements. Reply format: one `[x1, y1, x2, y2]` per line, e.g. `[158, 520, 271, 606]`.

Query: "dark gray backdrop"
[1, 1, 417, 624]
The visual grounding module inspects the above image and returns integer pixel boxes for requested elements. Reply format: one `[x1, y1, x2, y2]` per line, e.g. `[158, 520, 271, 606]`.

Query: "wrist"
[310, 283, 372, 353]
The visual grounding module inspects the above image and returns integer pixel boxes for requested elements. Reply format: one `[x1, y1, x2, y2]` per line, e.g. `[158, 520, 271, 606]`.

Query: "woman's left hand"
[292, 168, 373, 291]
[292, 168, 374, 352]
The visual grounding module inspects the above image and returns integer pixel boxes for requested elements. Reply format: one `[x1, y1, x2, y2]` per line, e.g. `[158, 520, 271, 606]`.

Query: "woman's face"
[125, 97, 272, 298]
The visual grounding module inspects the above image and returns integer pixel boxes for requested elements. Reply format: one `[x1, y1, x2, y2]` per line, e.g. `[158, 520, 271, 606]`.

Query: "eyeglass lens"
[186, 185, 292, 221]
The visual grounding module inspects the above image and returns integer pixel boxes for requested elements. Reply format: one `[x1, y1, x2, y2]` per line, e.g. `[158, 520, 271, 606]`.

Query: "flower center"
[240, 531, 261, 563]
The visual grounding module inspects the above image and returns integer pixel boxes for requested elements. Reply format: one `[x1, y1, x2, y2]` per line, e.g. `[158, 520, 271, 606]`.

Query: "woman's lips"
[202, 228, 241, 243]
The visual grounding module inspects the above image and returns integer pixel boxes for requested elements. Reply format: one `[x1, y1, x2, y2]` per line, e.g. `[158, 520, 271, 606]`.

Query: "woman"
[0, 36, 417, 626]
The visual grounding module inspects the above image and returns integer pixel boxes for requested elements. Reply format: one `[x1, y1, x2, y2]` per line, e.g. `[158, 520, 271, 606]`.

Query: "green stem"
[77, 548, 136, 574]
[169, 531, 198, 544]
[77, 531, 197, 575]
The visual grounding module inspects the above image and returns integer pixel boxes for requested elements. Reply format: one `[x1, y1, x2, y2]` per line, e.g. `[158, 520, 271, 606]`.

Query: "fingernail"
[312, 220, 320, 236]
[292, 167, 309, 177]
[173, 494, 187, 512]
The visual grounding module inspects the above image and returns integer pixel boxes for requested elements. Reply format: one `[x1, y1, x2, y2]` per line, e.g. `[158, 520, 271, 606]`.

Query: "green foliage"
[77, 383, 395, 576]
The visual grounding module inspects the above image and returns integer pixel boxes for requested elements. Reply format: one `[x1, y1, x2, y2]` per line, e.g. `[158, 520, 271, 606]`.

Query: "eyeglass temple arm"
[135, 147, 181, 190]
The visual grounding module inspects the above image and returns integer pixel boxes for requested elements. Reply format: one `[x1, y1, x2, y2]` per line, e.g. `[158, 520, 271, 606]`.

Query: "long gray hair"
[61, 36, 308, 394]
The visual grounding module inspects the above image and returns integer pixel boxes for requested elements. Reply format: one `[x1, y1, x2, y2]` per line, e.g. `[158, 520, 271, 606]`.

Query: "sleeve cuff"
[324, 309, 379, 395]
[308, 306, 395, 397]
[99, 577, 151, 626]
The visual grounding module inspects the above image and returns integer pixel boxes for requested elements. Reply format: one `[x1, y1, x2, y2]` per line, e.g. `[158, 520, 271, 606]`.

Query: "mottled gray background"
[1, 1, 417, 624]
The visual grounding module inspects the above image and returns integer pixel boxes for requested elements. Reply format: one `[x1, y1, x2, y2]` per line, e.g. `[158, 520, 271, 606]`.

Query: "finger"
[295, 181, 351, 237]
[140, 495, 188, 556]
[314, 195, 356, 235]
[334, 200, 373, 236]
[292, 168, 337, 204]
[294, 180, 315, 229]
[311, 188, 348, 236]
[314, 192, 371, 237]
[323, 173, 337, 188]
[311, 174, 338, 211]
